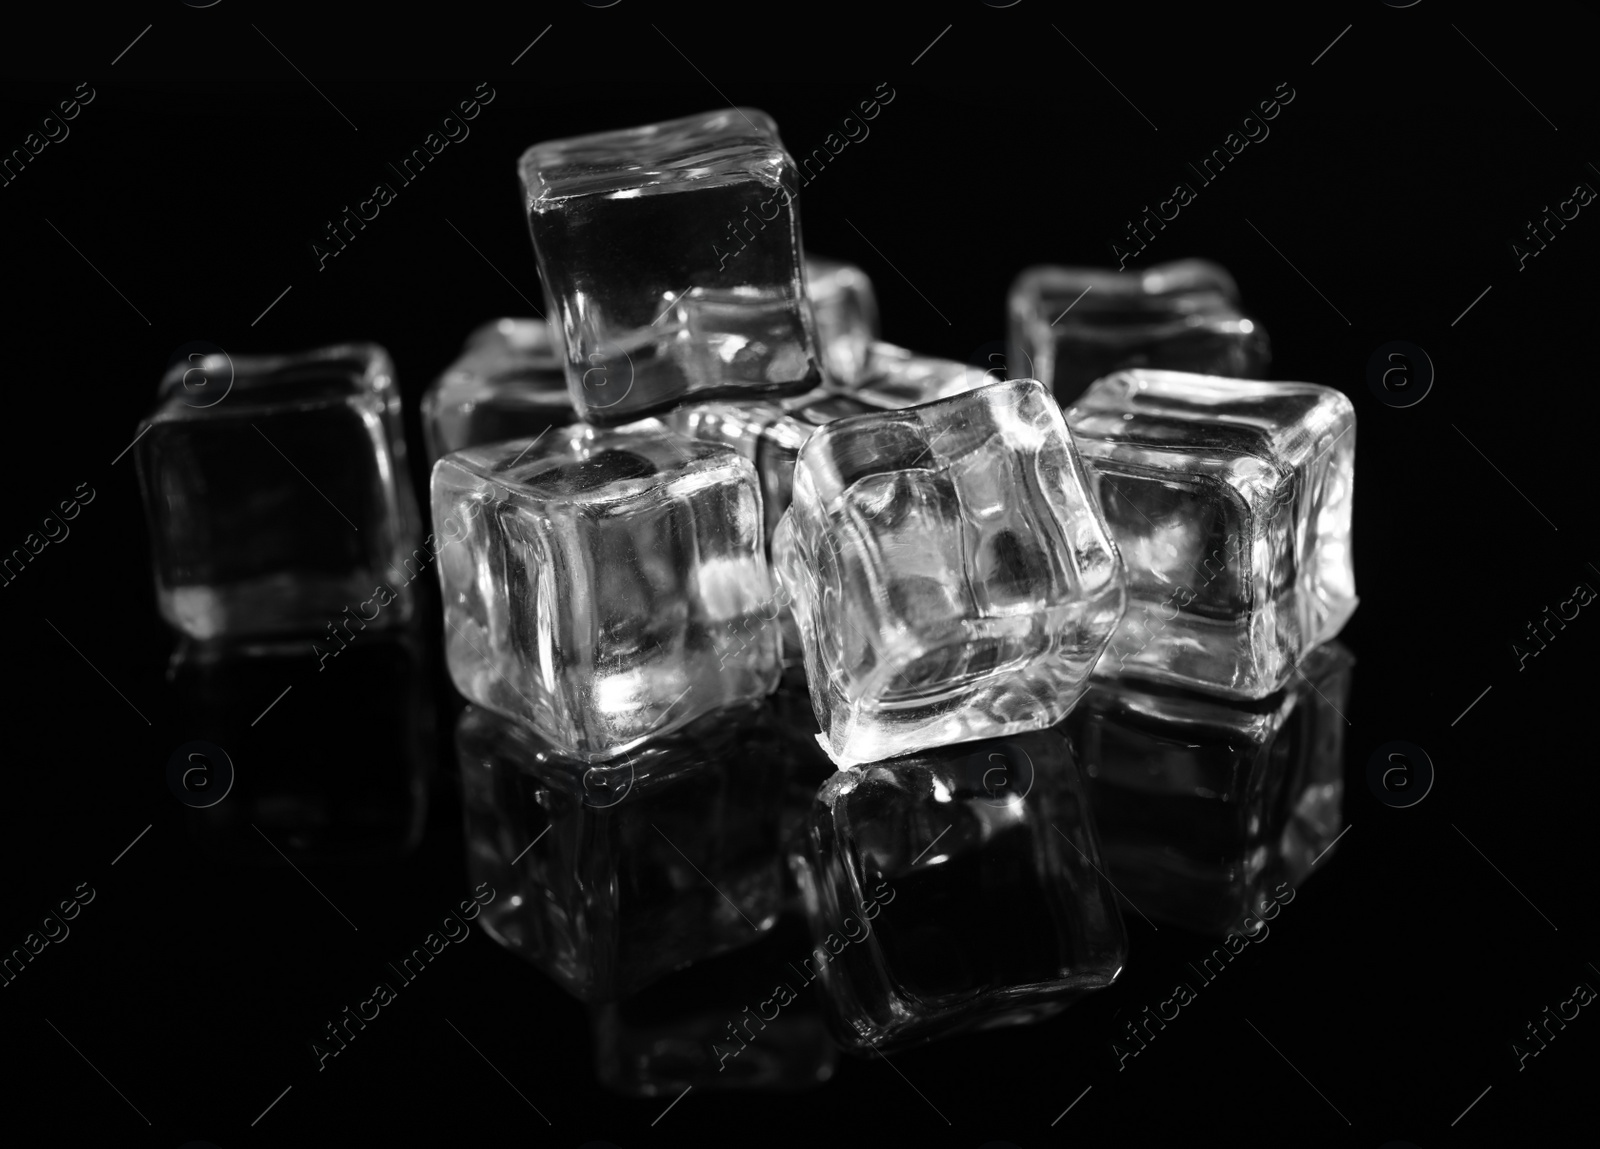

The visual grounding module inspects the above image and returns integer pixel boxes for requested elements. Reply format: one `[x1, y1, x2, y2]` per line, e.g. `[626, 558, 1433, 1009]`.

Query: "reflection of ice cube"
[1063, 642, 1352, 935]
[432, 422, 780, 760]
[1068, 369, 1356, 699]
[421, 318, 570, 465]
[773, 379, 1126, 767]
[171, 628, 433, 864]
[797, 731, 1126, 1051]
[591, 917, 837, 1095]
[458, 702, 785, 1002]
[134, 343, 420, 640]
[521, 108, 820, 426]
[805, 255, 878, 386]
[1008, 259, 1270, 404]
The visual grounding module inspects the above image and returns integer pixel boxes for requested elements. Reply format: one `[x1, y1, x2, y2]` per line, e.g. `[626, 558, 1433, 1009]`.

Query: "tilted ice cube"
[134, 343, 421, 639]
[1063, 642, 1352, 935]
[433, 422, 781, 760]
[458, 702, 784, 1002]
[1067, 369, 1356, 699]
[805, 255, 878, 387]
[796, 731, 1127, 1051]
[1008, 259, 1269, 405]
[521, 108, 821, 426]
[670, 345, 988, 548]
[421, 318, 571, 465]
[772, 378, 1126, 768]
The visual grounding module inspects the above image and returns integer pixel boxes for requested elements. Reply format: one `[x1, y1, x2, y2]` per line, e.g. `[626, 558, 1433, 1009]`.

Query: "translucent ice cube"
[432, 422, 780, 760]
[805, 255, 878, 386]
[421, 318, 571, 465]
[458, 702, 784, 1002]
[797, 731, 1126, 1051]
[1008, 259, 1270, 405]
[134, 343, 421, 640]
[521, 108, 821, 426]
[1067, 369, 1356, 699]
[772, 378, 1126, 767]
[1063, 642, 1352, 935]
[854, 341, 991, 409]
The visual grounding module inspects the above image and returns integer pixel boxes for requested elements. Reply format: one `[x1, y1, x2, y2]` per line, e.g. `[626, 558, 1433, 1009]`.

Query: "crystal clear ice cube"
[134, 343, 421, 640]
[521, 108, 820, 426]
[1067, 369, 1356, 699]
[1063, 642, 1351, 934]
[433, 422, 780, 760]
[458, 702, 784, 1002]
[805, 255, 878, 387]
[797, 731, 1127, 1051]
[772, 378, 1126, 767]
[1008, 259, 1269, 404]
[421, 318, 571, 465]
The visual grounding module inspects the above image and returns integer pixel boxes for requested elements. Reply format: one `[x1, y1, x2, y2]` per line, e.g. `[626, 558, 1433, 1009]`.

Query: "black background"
[3, 3, 1597, 1146]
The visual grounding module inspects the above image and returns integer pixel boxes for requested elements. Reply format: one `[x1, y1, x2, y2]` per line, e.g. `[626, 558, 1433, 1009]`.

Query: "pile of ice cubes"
[135, 107, 1356, 1072]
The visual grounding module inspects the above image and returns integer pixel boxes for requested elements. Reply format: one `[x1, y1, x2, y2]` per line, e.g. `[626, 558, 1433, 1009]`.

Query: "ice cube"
[1067, 369, 1356, 699]
[521, 108, 821, 426]
[1063, 643, 1351, 935]
[805, 255, 878, 387]
[432, 421, 780, 760]
[796, 731, 1127, 1051]
[134, 343, 421, 640]
[772, 378, 1126, 768]
[1008, 259, 1269, 404]
[853, 341, 990, 409]
[457, 701, 785, 1002]
[421, 318, 571, 465]
[591, 917, 838, 1095]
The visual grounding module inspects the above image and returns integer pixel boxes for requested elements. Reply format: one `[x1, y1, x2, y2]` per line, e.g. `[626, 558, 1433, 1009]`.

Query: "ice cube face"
[457, 702, 784, 1002]
[772, 378, 1126, 768]
[521, 108, 821, 426]
[421, 318, 571, 465]
[805, 255, 878, 386]
[797, 732, 1127, 1051]
[1067, 370, 1357, 699]
[1008, 259, 1270, 405]
[1063, 643, 1351, 935]
[591, 918, 838, 1095]
[134, 343, 420, 640]
[432, 422, 781, 761]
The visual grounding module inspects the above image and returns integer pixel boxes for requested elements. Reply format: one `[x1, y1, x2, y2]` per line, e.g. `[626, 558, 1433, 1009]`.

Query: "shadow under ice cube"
[1068, 369, 1357, 699]
[797, 731, 1127, 1051]
[521, 107, 820, 426]
[134, 343, 420, 640]
[432, 422, 780, 760]
[457, 702, 784, 1002]
[1008, 259, 1269, 405]
[772, 378, 1126, 767]
[1064, 642, 1352, 935]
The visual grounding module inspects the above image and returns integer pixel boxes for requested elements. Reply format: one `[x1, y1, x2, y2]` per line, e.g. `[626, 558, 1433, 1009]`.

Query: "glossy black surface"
[4, 16, 1596, 1147]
